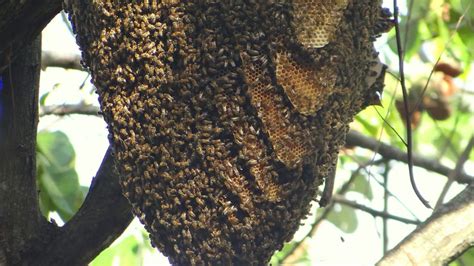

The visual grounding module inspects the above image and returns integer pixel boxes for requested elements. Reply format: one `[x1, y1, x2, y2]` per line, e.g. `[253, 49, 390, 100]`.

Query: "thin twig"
[79, 73, 91, 90]
[412, 4, 471, 114]
[346, 130, 474, 184]
[374, 107, 407, 147]
[393, 0, 431, 208]
[382, 161, 390, 254]
[347, 154, 420, 221]
[277, 159, 385, 265]
[435, 135, 474, 209]
[436, 117, 461, 161]
[319, 160, 337, 207]
[367, 83, 399, 191]
[332, 195, 420, 225]
[61, 11, 75, 36]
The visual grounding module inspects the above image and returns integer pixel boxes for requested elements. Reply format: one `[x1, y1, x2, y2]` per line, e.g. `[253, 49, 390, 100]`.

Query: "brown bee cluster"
[292, 0, 349, 48]
[65, 0, 388, 265]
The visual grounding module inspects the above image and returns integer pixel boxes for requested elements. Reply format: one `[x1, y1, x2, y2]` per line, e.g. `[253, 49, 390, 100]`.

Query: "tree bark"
[0, 56, 133, 263]
[0, 3, 133, 264]
[377, 183, 474, 266]
[0, 0, 62, 72]
[0, 36, 45, 265]
[32, 148, 134, 266]
[41, 50, 83, 70]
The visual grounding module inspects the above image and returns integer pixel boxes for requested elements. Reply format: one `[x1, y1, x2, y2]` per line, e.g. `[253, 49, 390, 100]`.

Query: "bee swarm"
[65, 0, 388, 265]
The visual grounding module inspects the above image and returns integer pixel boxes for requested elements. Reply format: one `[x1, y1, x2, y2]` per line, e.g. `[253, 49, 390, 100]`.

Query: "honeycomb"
[276, 50, 337, 115]
[292, 0, 349, 48]
[228, 117, 283, 202]
[241, 53, 312, 170]
[65, 0, 388, 264]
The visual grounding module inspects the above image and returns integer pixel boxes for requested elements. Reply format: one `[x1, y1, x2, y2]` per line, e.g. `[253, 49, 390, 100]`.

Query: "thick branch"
[0, 37, 45, 265]
[41, 50, 83, 70]
[33, 148, 134, 266]
[377, 183, 474, 266]
[40, 103, 100, 116]
[0, 0, 62, 72]
[346, 130, 474, 184]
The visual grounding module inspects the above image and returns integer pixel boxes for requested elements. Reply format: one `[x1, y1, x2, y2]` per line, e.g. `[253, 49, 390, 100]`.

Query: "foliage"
[90, 234, 151, 266]
[37, 130, 85, 222]
[449, 247, 474, 266]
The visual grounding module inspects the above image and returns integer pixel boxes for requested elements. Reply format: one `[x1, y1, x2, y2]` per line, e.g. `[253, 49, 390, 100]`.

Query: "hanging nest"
[65, 0, 388, 264]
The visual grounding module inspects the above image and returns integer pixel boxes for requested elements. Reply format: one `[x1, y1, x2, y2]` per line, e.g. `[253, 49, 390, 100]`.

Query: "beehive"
[292, 0, 349, 48]
[65, 0, 388, 264]
[275, 50, 338, 115]
[240, 52, 312, 171]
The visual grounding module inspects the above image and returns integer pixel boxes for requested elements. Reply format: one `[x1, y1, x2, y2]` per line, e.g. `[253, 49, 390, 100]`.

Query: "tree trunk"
[0, 0, 62, 72]
[0, 36, 46, 265]
[0, 4, 133, 265]
[0, 38, 133, 263]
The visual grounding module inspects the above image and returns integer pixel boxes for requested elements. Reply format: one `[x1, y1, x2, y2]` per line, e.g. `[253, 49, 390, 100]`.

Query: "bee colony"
[65, 0, 388, 264]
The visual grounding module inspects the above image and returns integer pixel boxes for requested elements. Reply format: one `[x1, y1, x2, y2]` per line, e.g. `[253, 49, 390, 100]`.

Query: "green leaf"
[354, 115, 379, 137]
[140, 230, 155, 251]
[39, 92, 50, 106]
[326, 203, 358, 233]
[38, 163, 55, 219]
[387, 18, 424, 60]
[450, 0, 474, 17]
[270, 241, 310, 266]
[91, 236, 142, 266]
[449, 247, 474, 266]
[36, 131, 84, 221]
[271, 242, 296, 264]
[37, 131, 76, 167]
[349, 173, 374, 200]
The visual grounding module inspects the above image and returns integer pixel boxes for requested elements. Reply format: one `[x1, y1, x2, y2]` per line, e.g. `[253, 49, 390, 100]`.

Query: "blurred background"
[37, 0, 474, 265]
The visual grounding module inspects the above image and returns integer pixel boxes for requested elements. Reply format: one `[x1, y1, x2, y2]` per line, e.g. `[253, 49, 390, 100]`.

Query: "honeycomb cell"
[275, 50, 337, 115]
[232, 118, 282, 202]
[241, 53, 312, 169]
[292, 0, 349, 48]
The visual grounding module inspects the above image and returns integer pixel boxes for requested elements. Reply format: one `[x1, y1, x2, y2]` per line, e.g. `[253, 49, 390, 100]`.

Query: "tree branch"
[0, 36, 45, 265]
[41, 50, 83, 70]
[0, 0, 62, 72]
[346, 130, 474, 184]
[377, 183, 474, 265]
[277, 159, 385, 265]
[332, 195, 420, 225]
[32, 148, 134, 266]
[435, 135, 474, 209]
[40, 103, 100, 117]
